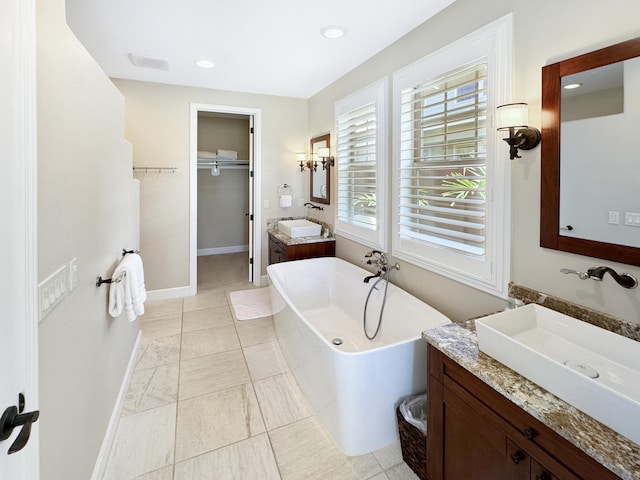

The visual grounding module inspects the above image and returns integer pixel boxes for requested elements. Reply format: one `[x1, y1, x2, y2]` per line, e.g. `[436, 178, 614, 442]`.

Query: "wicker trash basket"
[396, 394, 427, 480]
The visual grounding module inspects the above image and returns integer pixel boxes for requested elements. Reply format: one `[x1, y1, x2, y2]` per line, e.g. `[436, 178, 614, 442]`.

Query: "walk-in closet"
[196, 112, 251, 285]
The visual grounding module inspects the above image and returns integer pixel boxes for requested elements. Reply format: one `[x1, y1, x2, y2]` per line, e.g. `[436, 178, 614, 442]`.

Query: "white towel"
[279, 194, 292, 208]
[217, 149, 238, 160]
[108, 253, 147, 322]
[197, 150, 217, 159]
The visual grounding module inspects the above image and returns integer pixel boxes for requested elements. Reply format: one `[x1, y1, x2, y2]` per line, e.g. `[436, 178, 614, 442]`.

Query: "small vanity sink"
[475, 304, 640, 445]
[278, 219, 321, 238]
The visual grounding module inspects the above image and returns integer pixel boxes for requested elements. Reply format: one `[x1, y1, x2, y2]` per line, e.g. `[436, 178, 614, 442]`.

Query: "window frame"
[391, 14, 514, 297]
[334, 78, 388, 250]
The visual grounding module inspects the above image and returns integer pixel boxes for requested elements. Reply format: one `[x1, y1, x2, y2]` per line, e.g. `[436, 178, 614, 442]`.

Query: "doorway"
[189, 104, 262, 293]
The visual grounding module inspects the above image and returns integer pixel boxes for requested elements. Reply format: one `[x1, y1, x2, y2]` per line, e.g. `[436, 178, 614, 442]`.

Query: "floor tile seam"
[171, 311, 185, 477]
[140, 311, 184, 322]
[179, 343, 243, 363]
[182, 303, 230, 314]
[246, 368, 292, 384]
[180, 320, 235, 335]
[236, 337, 273, 443]
[170, 432, 281, 474]
[137, 329, 184, 345]
[176, 376, 253, 403]
[175, 379, 256, 405]
[177, 346, 244, 366]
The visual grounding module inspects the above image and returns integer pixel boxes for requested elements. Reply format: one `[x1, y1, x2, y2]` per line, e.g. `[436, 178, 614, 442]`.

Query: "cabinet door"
[268, 238, 287, 264]
[531, 460, 558, 480]
[443, 386, 530, 480]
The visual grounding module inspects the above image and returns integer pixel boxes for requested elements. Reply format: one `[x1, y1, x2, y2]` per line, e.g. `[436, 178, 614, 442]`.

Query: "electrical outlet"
[625, 212, 640, 227]
[608, 211, 619, 225]
[39, 265, 68, 321]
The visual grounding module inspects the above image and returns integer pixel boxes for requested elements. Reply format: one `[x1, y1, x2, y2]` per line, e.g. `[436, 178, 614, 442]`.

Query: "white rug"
[229, 288, 273, 320]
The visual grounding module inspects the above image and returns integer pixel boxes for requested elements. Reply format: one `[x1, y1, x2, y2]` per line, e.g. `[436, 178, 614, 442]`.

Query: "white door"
[248, 116, 255, 283]
[0, 0, 40, 477]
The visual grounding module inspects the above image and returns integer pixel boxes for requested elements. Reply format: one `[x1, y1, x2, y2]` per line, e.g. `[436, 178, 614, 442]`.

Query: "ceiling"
[65, 0, 455, 99]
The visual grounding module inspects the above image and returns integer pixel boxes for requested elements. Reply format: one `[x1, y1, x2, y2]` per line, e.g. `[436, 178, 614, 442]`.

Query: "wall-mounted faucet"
[363, 250, 400, 282]
[586, 266, 638, 289]
[561, 266, 638, 289]
[303, 202, 323, 211]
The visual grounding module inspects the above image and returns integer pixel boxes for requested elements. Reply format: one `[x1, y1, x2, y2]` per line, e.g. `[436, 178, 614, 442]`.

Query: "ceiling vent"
[128, 53, 170, 70]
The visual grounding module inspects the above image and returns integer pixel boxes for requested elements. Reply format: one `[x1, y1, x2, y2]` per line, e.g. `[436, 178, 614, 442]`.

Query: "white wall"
[309, 0, 640, 323]
[112, 79, 309, 290]
[37, 0, 139, 478]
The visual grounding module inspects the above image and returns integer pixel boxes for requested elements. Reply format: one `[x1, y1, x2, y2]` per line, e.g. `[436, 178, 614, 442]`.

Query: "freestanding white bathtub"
[266, 256, 451, 456]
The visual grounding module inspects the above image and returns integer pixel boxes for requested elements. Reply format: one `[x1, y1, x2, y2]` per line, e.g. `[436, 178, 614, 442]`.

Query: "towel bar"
[96, 271, 126, 288]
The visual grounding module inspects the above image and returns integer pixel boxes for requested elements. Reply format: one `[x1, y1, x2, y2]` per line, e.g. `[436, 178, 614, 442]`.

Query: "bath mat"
[229, 288, 273, 320]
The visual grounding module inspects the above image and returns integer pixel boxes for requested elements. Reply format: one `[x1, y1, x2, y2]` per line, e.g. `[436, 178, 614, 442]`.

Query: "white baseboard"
[259, 274, 268, 287]
[146, 285, 193, 301]
[197, 245, 249, 256]
[90, 330, 141, 480]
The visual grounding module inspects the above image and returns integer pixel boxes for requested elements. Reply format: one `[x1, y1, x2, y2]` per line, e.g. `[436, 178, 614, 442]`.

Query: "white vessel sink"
[278, 219, 321, 238]
[475, 304, 640, 445]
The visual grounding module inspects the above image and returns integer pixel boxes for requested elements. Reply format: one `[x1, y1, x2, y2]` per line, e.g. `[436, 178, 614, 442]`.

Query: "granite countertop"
[423, 321, 640, 480]
[268, 228, 335, 246]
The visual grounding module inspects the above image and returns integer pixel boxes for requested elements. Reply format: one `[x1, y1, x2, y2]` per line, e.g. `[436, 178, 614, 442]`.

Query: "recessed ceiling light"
[563, 83, 582, 90]
[195, 59, 215, 68]
[320, 25, 347, 39]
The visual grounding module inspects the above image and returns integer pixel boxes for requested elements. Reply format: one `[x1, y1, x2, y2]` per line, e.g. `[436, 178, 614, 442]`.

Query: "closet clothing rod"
[132, 166, 177, 173]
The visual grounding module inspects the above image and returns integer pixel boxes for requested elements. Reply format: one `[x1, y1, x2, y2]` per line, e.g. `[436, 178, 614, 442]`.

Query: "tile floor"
[102, 253, 419, 480]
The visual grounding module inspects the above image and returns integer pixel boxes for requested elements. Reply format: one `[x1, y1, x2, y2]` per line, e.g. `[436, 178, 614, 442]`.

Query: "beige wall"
[197, 116, 250, 251]
[309, 0, 640, 323]
[112, 80, 309, 290]
[37, 0, 140, 478]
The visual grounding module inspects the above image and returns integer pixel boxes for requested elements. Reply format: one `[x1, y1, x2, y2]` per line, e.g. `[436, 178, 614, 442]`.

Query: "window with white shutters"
[398, 63, 487, 256]
[392, 15, 513, 296]
[335, 79, 387, 250]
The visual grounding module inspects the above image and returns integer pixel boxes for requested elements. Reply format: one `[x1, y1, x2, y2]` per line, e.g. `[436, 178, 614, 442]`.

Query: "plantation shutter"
[336, 102, 378, 229]
[398, 62, 488, 257]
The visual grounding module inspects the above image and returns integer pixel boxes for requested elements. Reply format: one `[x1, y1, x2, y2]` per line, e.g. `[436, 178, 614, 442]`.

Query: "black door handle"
[0, 395, 40, 455]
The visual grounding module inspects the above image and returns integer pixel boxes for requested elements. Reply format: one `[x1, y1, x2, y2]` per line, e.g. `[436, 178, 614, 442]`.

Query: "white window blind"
[392, 14, 513, 297]
[335, 79, 387, 249]
[336, 103, 377, 228]
[398, 62, 488, 257]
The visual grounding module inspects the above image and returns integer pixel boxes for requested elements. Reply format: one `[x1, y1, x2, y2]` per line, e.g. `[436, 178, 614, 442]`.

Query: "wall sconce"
[296, 153, 308, 172]
[496, 103, 541, 160]
[317, 147, 335, 170]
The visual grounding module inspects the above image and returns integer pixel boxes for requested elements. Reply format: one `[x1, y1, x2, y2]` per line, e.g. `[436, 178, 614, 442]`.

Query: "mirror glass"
[541, 36, 640, 266]
[310, 134, 330, 204]
[560, 58, 640, 248]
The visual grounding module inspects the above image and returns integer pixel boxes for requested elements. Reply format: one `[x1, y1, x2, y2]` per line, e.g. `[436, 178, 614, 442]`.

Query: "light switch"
[69, 258, 78, 291]
[39, 264, 68, 321]
[608, 211, 619, 225]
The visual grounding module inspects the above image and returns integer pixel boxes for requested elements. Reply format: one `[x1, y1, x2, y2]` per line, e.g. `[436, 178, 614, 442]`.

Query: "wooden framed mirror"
[541, 36, 640, 266]
[310, 134, 331, 204]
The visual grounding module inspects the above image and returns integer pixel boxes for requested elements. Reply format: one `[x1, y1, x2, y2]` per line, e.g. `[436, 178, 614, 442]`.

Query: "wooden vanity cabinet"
[427, 345, 620, 480]
[267, 232, 335, 265]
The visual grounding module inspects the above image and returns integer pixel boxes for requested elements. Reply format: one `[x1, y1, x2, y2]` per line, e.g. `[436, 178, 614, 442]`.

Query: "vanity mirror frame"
[310, 133, 331, 205]
[540, 36, 640, 266]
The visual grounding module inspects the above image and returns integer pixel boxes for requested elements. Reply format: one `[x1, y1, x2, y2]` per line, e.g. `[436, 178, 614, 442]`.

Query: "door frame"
[189, 103, 262, 292]
[1, 0, 39, 475]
